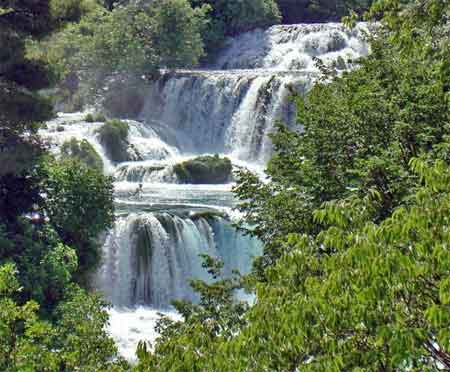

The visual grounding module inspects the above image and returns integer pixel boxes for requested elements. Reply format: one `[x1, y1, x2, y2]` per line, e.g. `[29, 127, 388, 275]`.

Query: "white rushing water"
[41, 22, 368, 361]
[95, 212, 261, 308]
[214, 23, 368, 70]
[107, 307, 181, 361]
[139, 23, 368, 163]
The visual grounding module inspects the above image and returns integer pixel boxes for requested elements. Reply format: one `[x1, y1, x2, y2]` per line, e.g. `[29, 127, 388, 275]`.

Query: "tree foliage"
[138, 160, 450, 371]
[276, 0, 373, 23]
[234, 0, 450, 276]
[137, 0, 450, 370]
[0, 3, 124, 369]
[42, 159, 115, 279]
[189, 0, 281, 53]
[0, 263, 127, 371]
[42, 0, 208, 82]
[0, 0, 54, 176]
[61, 138, 104, 172]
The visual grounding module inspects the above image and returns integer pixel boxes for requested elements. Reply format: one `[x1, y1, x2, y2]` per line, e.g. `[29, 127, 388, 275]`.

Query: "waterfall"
[139, 23, 368, 163]
[95, 213, 261, 308]
[140, 71, 311, 163]
[213, 23, 368, 70]
[42, 22, 369, 359]
[115, 162, 176, 184]
[43, 24, 368, 165]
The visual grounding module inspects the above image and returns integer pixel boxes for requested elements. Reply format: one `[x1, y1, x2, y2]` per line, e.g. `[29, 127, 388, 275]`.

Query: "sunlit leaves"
[0, 265, 125, 371]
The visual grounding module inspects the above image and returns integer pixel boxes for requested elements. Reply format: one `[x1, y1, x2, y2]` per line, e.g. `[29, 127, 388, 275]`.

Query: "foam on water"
[107, 307, 181, 362]
[214, 23, 368, 70]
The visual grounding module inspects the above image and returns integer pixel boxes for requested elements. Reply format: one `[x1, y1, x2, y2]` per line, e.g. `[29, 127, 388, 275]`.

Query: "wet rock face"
[173, 155, 233, 184]
[101, 76, 148, 119]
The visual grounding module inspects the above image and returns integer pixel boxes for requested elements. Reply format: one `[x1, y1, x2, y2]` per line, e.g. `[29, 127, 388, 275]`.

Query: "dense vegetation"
[133, 0, 450, 370]
[2, 0, 449, 370]
[61, 138, 104, 172]
[0, 1, 123, 369]
[189, 0, 281, 54]
[277, 0, 373, 23]
[96, 119, 131, 163]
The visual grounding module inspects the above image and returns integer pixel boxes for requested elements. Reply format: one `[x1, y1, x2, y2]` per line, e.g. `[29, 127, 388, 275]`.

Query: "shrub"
[93, 112, 106, 122]
[43, 158, 115, 279]
[84, 112, 106, 123]
[190, 0, 280, 54]
[84, 113, 94, 122]
[276, 0, 372, 23]
[95, 119, 129, 163]
[173, 155, 232, 184]
[60, 138, 103, 172]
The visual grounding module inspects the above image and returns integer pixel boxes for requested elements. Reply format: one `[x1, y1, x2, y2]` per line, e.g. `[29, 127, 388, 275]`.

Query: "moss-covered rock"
[190, 210, 227, 221]
[173, 155, 232, 184]
[84, 113, 94, 123]
[84, 112, 106, 123]
[95, 119, 130, 163]
[60, 138, 103, 172]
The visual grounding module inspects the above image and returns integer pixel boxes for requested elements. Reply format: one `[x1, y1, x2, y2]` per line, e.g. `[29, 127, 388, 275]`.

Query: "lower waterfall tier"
[95, 211, 261, 308]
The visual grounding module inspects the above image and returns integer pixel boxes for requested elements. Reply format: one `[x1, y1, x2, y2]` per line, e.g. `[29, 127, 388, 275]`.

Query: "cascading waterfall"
[115, 162, 176, 183]
[42, 22, 368, 360]
[213, 23, 368, 70]
[139, 23, 368, 163]
[140, 70, 312, 163]
[95, 213, 261, 308]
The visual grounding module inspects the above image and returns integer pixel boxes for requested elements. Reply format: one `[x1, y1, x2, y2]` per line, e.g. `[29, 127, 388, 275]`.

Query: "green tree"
[233, 0, 449, 277]
[0, 1, 127, 370]
[0, 263, 128, 371]
[45, 0, 208, 80]
[189, 0, 281, 54]
[150, 0, 209, 68]
[60, 138, 104, 172]
[0, 0, 54, 176]
[0, 221, 77, 313]
[210, 160, 450, 371]
[276, 0, 373, 23]
[137, 1, 450, 370]
[42, 159, 115, 281]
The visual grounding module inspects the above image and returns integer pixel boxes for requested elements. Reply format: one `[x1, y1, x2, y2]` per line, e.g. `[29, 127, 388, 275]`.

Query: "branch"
[424, 339, 450, 370]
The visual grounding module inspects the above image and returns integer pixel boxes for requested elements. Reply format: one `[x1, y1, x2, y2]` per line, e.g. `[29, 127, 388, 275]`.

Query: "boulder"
[173, 155, 232, 184]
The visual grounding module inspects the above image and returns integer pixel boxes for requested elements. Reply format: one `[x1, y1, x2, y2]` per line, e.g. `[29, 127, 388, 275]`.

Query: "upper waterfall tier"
[214, 23, 368, 71]
[136, 23, 369, 163]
